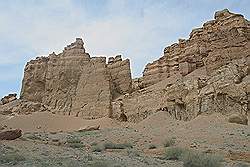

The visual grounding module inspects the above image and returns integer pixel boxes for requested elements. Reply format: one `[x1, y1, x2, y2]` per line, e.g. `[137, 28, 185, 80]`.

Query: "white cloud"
[0, 0, 249, 79]
[0, 0, 249, 97]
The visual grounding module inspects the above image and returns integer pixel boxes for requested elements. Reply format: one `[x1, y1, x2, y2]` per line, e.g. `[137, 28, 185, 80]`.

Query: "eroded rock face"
[108, 55, 132, 97]
[142, 9, 249, 88]
[17, 9, 250, 122]
[112, 9, 250, 122]
[0, 99, 48, 115]
[20, 38, 132, 119]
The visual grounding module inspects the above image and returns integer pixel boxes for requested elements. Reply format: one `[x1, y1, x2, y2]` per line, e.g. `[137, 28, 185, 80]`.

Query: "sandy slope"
[134, 111, 250, 163]
[0, 111, 249, 166]
[0, 112, 120, 132]
[136, 111, 249, 149]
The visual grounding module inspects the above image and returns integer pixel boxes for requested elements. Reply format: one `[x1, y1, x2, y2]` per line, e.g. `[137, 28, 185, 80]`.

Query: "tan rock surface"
[77, 125, 100, 132]
[108, 55, 132, 97]
[7, 9, 250, 124]
[20, 39, 132, 119]
[228, 114, 248, 125]
[1, 93, 17, 105]
[0, 99, 48, 115]
[142, 9, 249, 88]
[112, 9, 249, 122]
[0, 9, 249, 167]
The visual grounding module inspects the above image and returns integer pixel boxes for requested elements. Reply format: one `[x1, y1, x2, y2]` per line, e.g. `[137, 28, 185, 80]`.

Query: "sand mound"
[0, 112, 119, 132]
[135, 111, 181, 130]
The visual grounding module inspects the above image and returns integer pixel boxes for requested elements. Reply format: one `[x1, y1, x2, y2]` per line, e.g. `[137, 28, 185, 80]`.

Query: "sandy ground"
[0, 111, 249, 166]
[0, 112, 120, 132]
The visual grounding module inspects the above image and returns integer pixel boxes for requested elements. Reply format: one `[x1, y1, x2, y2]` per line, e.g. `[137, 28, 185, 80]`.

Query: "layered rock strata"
[113, 9, 249, 122]
[142, 9, 249, 87]
[108, 55, 132, 98]
[12, 9, 250, 123]
[20, 38, 132, 119]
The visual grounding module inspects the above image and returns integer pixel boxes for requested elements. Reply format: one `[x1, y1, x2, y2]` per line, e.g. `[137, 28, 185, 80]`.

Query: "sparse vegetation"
[127, 149, 141, 157]
[0, 152, 26, 165]
[92, 145, 104, 152]
[68, 142, 84, 148]
[77, 131, 100, 137]
[164, 147, 187, 160]
[66, 137, 81, 144]
[66, 136, 84, 148]
[19, 137, 28, 141]
[25, 134, 42, 141]
[103, 142, 133, 149]
[89, 160, 121, 167]
[148, 144, 157, 149]
[182, 151, 222, 167]
[235, 163, 250, 167]
[163, 138, 175, 147]
[89, 161, 109, 167]
[164, 147, 223, 167]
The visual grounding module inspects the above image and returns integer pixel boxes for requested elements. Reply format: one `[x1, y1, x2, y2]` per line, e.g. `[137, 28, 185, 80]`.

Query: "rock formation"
[3, 9, 248, 123]
[142, 9, 249, 87]
[1, 93, 17, 105]
[228, 113, 248, 125]
[0, 129, 22, 140]
[108, 55, 132, 97]
[112, 9, 249, 122]
[77, 125, 100, 132]
[0, 99, 48, 115]
[20, 38, 132, 119]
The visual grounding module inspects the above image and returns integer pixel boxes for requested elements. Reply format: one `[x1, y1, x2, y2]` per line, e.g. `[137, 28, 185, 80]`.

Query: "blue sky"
[0, 0, 249, 97]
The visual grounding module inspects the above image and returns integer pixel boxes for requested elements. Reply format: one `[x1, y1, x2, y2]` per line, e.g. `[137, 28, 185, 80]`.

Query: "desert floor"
[0, 111, 249, 167]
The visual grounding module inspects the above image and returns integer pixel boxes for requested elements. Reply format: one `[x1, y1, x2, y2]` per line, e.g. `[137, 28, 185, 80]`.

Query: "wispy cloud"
[0, 0, 249, 96]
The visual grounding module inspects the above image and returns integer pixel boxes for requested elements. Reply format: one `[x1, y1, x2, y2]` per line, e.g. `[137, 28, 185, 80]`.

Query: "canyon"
[0, 9, 249, 167]
[12, 9, 248, 123]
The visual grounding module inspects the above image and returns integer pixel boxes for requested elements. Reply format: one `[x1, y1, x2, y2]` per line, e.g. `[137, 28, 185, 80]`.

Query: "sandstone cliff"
[6, 9, 250, 123]
[20, 38, 132, 119]
[142, 9, 249, 87]
[112, 9, 249, 122]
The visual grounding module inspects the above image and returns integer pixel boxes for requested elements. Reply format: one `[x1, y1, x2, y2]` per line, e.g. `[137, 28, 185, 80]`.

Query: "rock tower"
[20, 38, 132, 119]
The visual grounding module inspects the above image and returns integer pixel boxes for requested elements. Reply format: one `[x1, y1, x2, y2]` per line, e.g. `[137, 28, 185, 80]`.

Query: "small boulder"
[228, 114, 248, 125]
[0, 126, 5, 131]
[190, 142, 199, 148]
[0, 129, 22, 140]
[1, 93, 17, 105]
[119, 113, 128, 122]
[77, 125, 100, 132]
